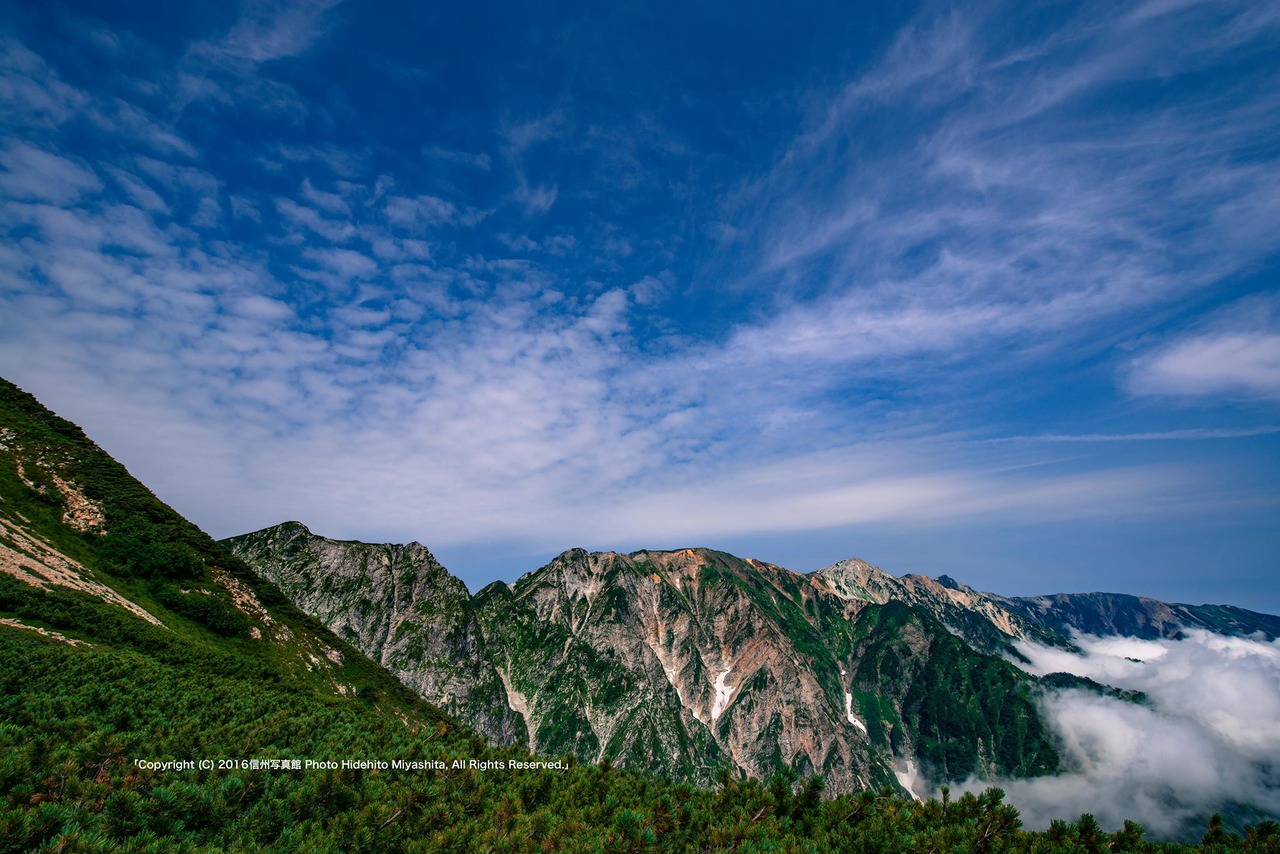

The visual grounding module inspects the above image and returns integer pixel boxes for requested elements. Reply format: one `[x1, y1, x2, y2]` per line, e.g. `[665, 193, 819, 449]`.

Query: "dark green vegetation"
[847, 601, 1059, 780]
[2, 376, 1277, 851]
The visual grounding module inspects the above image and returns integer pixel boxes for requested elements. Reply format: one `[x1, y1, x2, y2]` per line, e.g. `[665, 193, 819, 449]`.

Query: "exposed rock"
[0, 616, 92, 647]
[223, 522, 524, 746]
[50, 473, 105, 533]
[0, 515, 163, 626]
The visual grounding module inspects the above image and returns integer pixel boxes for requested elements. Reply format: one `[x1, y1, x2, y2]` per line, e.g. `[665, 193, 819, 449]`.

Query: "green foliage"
[851, 601, 1059, 781]
[152, 584, 250, 638]
[1039, 670, 1148, 704]
[101, 517, 202, 580]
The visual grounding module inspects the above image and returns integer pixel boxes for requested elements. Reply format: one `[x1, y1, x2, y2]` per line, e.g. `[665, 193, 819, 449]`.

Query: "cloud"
[214, 0, 344, 63]
[0, 144, 102, 205]
[982, 427, 1280, 443]
[1128, 294, 1280, 401]
[512, 183, 557, 216]
[503, 110, 568, 155]
[384, 194, 458, 230]
[581, 455, 1198, 546]
[1130, 332, 1280, 401]
[967, 632, 1280, 838]
[173, 0, 342, 119]
[721, 0, 1280, 391]
[0, 38, 90, 129]
[422, 145, 492, 171]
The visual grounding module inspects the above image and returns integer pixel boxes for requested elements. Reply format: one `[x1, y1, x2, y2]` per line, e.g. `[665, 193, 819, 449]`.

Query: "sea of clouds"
[960, 630, 1280, 838]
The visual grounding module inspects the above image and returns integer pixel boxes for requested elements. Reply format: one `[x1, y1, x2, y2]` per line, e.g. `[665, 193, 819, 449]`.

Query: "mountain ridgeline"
[225, 523, 1279, 799]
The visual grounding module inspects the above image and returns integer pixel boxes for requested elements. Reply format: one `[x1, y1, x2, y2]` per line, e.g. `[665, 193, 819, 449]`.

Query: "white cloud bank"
[966, 631, 1280, 838]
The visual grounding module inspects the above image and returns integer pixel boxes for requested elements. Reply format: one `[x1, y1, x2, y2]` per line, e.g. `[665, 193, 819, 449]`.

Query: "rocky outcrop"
[223, 522, 523, 744]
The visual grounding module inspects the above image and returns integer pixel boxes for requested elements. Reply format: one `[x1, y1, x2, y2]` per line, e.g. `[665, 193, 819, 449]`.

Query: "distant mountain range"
[223, 522, 1279, 796]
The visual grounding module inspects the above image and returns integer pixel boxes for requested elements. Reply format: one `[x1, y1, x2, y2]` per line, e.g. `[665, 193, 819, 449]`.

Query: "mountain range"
[222, 521, 1280, 798]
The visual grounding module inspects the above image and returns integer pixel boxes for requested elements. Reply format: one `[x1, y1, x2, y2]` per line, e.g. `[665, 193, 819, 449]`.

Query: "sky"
[1, 0, 1278, 608]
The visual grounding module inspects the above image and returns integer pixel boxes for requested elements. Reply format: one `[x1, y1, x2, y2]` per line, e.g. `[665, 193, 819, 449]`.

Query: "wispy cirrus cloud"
[215, 0, 344, 64]
[718, 0, 1280, 395]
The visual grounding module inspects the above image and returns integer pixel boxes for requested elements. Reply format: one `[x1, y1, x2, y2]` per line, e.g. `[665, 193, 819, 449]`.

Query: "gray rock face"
[223, 522, 523, 745]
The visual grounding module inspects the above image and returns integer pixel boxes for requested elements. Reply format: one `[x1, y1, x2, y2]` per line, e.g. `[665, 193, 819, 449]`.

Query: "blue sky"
[1, 0, 1278, 609]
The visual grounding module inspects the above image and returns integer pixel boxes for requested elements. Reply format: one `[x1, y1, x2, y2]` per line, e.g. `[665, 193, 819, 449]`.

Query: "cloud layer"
[975, 632, 1280, 838]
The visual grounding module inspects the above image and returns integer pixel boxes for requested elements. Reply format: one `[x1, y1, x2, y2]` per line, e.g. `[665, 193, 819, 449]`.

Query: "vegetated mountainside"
[218, 523, 524, 745]
[226, 527, 1063, 797]
[4, 380, 1256, 851]
[226, 522, 1280, 807]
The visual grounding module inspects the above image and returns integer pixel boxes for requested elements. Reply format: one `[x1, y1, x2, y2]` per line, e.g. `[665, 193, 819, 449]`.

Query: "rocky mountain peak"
[811, 557, 903, 603]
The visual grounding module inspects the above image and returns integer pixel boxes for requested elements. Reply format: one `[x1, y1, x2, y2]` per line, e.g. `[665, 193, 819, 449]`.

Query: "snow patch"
[844, 692, 867, 734]
[894, 759, 924, 802]
[711, 667, 735, 722]
[663, 666, 684, 703]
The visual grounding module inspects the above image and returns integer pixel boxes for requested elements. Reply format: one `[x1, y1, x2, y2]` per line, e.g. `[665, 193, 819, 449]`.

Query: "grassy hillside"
[0, 377, 1270, 851]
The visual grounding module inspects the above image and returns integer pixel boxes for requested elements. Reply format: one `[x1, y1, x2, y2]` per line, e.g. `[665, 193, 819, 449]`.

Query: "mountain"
[990, 590, 1280, 643]
[214, 522, 525, 745]
[226, 522, 1280, 803]
[225, 524, 1068, 795]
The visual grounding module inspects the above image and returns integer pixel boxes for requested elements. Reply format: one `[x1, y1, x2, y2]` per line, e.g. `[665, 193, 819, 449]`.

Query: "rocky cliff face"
[224, 522, 523, 744]
[224, 525, 1077, 794]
